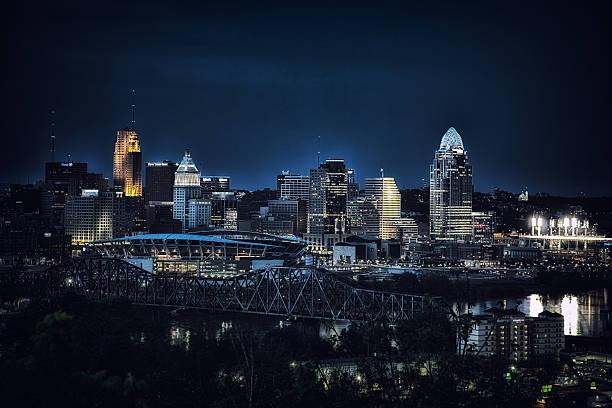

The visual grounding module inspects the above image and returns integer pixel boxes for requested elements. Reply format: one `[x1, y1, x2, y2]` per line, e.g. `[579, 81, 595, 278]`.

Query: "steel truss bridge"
[1, 258, 448, 322]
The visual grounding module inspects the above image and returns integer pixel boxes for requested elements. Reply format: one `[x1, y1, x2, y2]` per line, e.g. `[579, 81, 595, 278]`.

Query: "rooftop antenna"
[317, 135, 321, 167]
[50, 109, 56, 162]
[67, 152, 71, 162]
[380, 168, 384, 178]
[131, 89, 136, 131]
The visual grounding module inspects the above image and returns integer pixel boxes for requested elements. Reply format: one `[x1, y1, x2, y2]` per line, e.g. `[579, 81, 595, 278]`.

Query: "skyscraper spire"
[317, 135, 321, 167]
[131, 89, 136, 131]
[50, 109, 56, 162]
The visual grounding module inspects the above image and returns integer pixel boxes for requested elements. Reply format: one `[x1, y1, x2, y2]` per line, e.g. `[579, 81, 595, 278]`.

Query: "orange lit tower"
[113, 128, 142, 196]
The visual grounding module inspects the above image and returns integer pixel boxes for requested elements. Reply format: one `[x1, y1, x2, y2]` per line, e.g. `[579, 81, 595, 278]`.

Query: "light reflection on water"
[466, 288, 609, 337]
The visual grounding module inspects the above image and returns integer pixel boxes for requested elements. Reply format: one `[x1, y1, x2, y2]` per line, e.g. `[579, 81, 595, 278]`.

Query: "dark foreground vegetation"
[0, 294, 558, 408]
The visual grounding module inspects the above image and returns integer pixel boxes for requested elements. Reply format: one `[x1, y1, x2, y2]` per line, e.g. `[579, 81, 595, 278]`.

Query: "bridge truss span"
[5, 258, 446, 323]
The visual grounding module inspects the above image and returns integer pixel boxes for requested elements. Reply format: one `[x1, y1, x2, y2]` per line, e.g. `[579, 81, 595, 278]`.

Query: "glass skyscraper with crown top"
[429, 127, 473, 242]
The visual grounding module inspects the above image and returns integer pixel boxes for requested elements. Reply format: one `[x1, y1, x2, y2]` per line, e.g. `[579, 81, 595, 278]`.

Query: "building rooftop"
[176, 149, 199, 174]
[439, 127, 464, 150]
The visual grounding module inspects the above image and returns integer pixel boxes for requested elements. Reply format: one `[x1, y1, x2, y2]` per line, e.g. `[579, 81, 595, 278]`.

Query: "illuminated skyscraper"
[201, 176, 231, 197]
[347, 169, 359, 201]
[365, 177, 401, 240]
[305, 159, 350, 252]
[113, 128, 142, 197]
[277, 173, 310, 201]
[347, 196, 379, 236]
[173, 149, 201, 232]
[308, 159, 349, 235]
[429, 127, 473, 242]
[64, 189, 125, 246]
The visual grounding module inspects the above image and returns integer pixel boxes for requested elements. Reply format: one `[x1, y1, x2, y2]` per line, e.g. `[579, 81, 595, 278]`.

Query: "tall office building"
[113, 128, 142, 197]
[201, 176, 231, 197]
[429, 127, 473, 242]
[347, 169, 359, 201]
[64, 190, 125, 246]
[473, 211, 495, 244]
[43, 161, 91, 228]
[145, 161, 178, 203]
[83, 172, 109, 192]
[254, 199, 307, 236]
[188, 199, 212, 230]
[277, 173, 310, 201]
[45, 161, 88, 196]
[347, 196, 380, 236]
[210, 192, 238, 229]
[395, 217, 419, 243]
[308, 159, 349, 235]
[173, 149, 201, 232]
[365, 177, 401, 240]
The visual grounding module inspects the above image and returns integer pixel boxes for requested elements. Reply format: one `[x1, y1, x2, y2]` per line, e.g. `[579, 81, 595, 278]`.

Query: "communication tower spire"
[50, 109, 56, 162]
[131, 89, 136, 131]
[317, 135, 321, 167]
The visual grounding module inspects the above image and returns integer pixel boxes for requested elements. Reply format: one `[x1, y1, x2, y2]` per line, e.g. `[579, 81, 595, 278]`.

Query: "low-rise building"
[459, 309, 564, 362]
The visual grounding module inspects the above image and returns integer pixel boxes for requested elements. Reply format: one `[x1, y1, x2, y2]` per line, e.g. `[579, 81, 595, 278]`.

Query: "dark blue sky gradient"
[2, 1, 611, 194]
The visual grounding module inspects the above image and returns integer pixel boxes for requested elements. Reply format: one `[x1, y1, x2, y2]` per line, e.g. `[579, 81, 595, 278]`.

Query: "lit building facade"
[210, 192, 238, 230]
[365, 177, 401, 240]
[173, 149, 201, 232]
[64, 190, 125, 246]
[459, 309, 564, 362]
[347, 196, 380, 236]
[429, 127, 473, 242]
[188, 199, 212, 230]
[113, 129, 142, 197]
[308, 159, 349, 235]
[254, 199, 307, 236]
[347, 169, 359, 201]
[395, 217, 419, 243]
[473, 211, 495, 244]
[277, 173, 310, 201]
[201, 176, 230, 197]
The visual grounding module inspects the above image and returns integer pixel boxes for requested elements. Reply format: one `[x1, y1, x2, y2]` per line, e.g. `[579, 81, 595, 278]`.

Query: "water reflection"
[170, 326, 192, 350]
[560, 296, 578, 335]
[467, 288, 610, 337]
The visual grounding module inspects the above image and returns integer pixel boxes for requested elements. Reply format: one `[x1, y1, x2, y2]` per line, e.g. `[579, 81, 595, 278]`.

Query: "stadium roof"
[92, 233, 272, 246]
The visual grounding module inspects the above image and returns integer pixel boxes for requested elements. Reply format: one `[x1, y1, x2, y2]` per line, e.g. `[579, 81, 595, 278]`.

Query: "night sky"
[3, 1, 611, 195]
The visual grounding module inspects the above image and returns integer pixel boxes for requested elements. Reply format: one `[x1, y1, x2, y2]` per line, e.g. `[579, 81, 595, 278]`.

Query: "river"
[467, 287, 611, 337]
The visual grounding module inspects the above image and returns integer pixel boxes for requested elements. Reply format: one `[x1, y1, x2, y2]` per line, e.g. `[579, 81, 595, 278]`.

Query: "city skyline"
[3, 1, 611, 195]
[7, 120, 611, 197]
